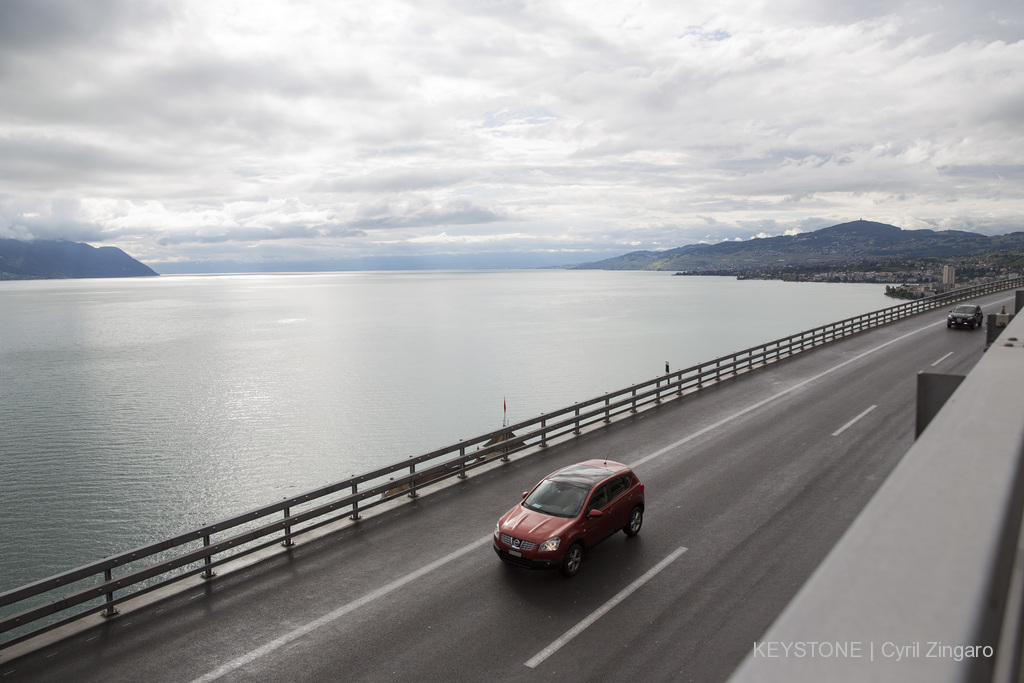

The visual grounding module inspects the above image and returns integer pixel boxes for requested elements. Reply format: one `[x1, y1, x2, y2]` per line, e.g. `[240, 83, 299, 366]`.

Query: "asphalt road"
[2, 292, 1013, 683]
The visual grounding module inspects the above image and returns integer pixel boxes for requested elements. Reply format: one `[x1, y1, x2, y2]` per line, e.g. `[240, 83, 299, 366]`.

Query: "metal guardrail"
[2, 276, 1022, 650]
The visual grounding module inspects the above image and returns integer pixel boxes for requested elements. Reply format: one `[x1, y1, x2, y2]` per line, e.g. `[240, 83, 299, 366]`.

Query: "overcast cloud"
[0, 0, 1022, 268]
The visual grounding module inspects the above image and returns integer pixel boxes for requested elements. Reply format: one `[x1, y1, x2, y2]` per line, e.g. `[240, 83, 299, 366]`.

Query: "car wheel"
[560, 542, 584, 578]
[624, 506, 643, 537]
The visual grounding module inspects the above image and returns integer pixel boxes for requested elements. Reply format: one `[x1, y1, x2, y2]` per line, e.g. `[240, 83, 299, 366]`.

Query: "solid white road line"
[524, 546, 689, 669]
[832, 405, 877, 437]
[931, 351, 954, 366]
[628, 319, 944, 470]
[190, 534, 494, 683]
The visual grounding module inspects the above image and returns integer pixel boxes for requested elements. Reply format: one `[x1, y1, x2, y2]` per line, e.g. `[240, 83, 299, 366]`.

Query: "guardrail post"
[631, 387, 637, 412]
[102, 568, 118, 617]
[574, 408, 581, 434]
[655, 378, 661, 403]
[351, 483, 361, 520]
[408, 464, 419, 498]
[281, 506, 295, 547]
[202, 533, 216, 579]
[540, 415, 548, 447]
[459, 444, 468, 477]
[604, 395, 611, 423]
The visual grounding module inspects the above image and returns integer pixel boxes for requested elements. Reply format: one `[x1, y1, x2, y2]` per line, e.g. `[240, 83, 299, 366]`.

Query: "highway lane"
[2, 292, 1013, 682]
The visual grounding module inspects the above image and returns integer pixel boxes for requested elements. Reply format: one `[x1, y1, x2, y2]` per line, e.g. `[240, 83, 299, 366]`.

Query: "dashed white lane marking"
[629, 318, 944, 470]
[832, 405, 877, 437]
[931, 351, 954, 366]
[524, 546, 689, 669]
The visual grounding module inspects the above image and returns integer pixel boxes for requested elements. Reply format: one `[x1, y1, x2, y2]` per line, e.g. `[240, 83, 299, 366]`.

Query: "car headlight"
[539, 537, 561, 552]
[494, 522, 500, 539]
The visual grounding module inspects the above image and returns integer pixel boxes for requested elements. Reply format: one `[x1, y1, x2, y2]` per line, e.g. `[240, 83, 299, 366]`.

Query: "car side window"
[588, 485, 610, 511]
[608, 476, 628, 502]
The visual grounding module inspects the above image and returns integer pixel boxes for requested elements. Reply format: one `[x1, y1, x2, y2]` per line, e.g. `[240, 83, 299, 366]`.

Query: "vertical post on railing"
[408, 463, 418, 498]
[459, 444, 469, 477]
[540, 415, 548, 447]
[677, 371, 683, 395]
[604, 395, 611, 422]
[351, 483, 360, 520]
[281, 506, 294, 547]
[202, 533, 216, 579]
[574, 407, 581, 435]
[102, 568, 118, 617]
[655, 378, 661, 403]
[631, 387, 637, 412]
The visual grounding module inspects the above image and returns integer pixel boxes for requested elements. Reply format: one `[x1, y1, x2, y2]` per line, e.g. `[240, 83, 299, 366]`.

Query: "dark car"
[493, 459, 645, 577]
[948, 304, 983, 329]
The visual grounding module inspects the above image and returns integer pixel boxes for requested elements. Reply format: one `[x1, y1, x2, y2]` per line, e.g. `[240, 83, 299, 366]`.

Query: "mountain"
[0, 239, 159, 280]
[573, 221, 1024, 272]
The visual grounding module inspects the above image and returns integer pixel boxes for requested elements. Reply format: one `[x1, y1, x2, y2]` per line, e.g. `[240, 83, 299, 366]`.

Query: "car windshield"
[953, 305, 976, 314]
[523, 479, 589, 518]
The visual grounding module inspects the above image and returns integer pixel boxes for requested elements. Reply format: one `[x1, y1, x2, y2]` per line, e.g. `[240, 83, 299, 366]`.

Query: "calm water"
[0, 270, 889, 589]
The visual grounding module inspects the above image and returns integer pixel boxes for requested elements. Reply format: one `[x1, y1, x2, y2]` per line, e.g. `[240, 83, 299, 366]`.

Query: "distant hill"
[573, 221, 1024, 272]
[0, 239, 159, 280]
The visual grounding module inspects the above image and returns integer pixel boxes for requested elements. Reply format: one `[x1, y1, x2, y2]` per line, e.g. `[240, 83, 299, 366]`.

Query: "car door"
[603, 476, 632, 531]
[581, 483, 613, 545]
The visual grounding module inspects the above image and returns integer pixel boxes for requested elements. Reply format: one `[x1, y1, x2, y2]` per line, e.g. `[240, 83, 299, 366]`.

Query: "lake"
[0, 270, 890, 589]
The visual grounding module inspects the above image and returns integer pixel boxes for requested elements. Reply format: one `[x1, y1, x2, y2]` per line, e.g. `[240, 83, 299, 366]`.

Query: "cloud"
[0, 0, 1021, 267]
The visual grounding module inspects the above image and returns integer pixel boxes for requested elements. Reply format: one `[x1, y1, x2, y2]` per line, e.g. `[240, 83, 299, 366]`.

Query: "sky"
[0, 0, 1022, 271]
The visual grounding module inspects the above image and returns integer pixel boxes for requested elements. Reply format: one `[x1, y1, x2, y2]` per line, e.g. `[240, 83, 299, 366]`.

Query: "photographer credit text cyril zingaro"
[753, 641, 994, 662]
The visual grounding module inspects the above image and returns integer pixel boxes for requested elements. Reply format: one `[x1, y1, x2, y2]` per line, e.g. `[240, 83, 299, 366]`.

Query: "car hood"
[499, 504, 575, 541]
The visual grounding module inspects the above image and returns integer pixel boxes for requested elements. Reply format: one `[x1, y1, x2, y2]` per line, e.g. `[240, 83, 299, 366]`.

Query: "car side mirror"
[522, 491, 529, 499]
[587, 509, 604, 519]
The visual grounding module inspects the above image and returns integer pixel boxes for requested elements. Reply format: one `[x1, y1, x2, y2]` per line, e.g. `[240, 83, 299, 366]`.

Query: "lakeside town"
[716, 256, 1024, 299]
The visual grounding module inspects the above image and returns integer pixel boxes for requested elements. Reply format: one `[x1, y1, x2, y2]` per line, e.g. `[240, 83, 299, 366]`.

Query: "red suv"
[493, 460, 645, 577]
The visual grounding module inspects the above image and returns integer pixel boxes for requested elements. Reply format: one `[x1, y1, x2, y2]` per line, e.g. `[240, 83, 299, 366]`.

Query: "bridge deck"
[2, 291, 1014, 682]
